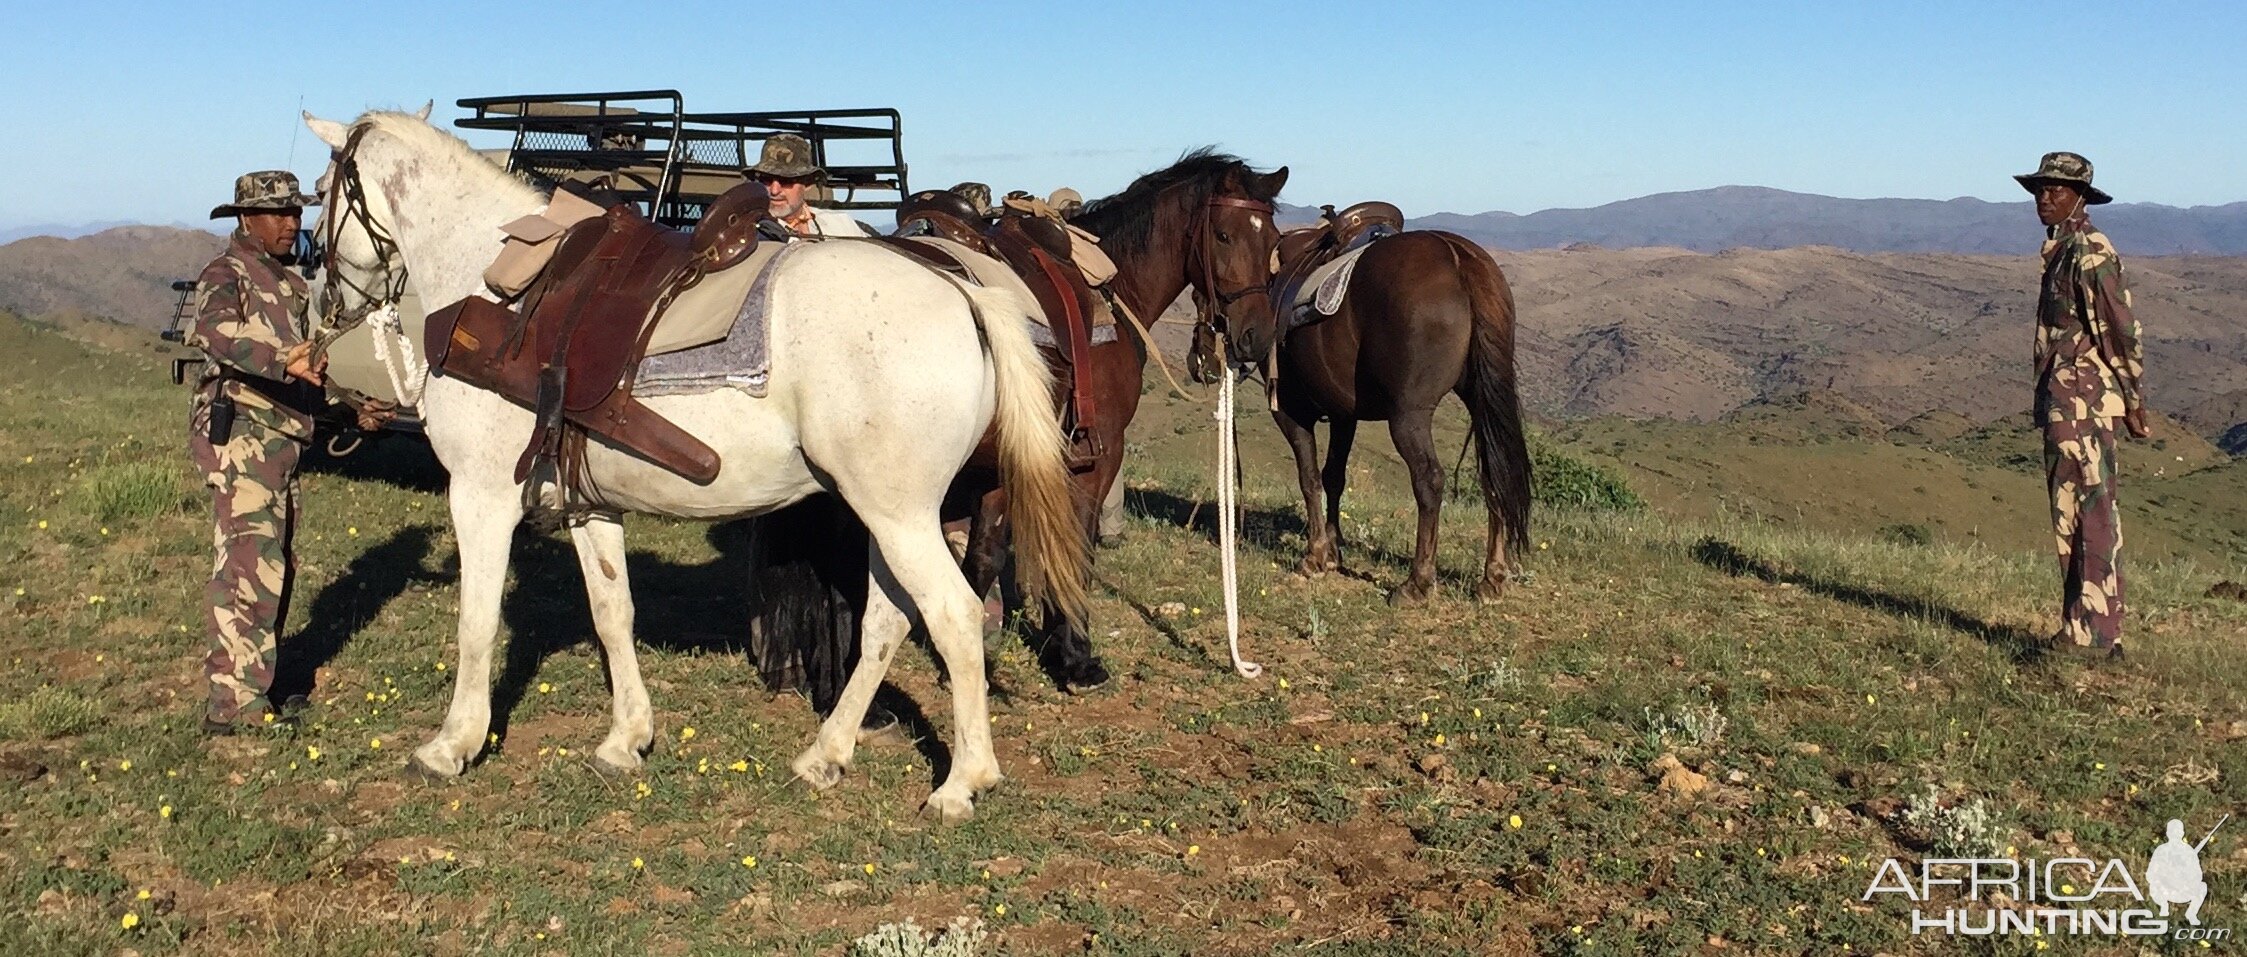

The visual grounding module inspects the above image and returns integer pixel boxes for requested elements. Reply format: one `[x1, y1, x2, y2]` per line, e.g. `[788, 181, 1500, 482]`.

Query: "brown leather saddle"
[878, 195, 1107, 464]
[1273, 200, 1404, 328]
[425, 181, 774, 490]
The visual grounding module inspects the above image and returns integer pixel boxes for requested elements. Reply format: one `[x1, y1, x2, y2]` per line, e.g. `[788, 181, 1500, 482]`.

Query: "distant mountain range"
[1279, 186, 2247, 255]
[6, 222, 2244, 451]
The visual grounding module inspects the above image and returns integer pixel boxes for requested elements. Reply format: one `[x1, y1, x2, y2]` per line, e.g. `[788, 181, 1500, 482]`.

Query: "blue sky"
[4, 0, 2242, 229]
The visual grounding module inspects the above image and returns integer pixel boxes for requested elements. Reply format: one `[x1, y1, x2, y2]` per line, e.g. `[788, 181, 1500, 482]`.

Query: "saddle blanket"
[634, 243, 799, 399]
[1288, 243, 1373, 325]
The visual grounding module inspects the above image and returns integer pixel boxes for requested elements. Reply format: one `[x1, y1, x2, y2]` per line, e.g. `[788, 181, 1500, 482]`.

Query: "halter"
[313, 125, 410, 353]
[1186, 194, 1277, 380]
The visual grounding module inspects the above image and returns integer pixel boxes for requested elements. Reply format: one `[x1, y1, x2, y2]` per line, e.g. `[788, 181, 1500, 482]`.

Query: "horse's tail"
[957, 281, 1090, 630]
[1433, 232, 1532, 561]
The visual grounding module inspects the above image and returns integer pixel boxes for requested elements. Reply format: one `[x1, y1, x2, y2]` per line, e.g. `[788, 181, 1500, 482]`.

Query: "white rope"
[366, 302, 426, 407]
[1214, 347, 1261, 679]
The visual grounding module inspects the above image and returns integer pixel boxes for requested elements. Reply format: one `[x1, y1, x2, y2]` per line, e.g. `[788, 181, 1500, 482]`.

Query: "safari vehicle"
[453, 89, 910, 226]
[163, 89, 911, 456]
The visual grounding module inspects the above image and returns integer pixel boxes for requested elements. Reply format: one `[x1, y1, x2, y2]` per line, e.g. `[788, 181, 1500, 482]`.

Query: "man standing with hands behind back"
[2017, 151, 2149, 662]
[187, 170, 327, 734]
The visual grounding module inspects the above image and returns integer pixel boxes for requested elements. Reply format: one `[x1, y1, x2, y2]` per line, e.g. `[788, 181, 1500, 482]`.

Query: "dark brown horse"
[1191, 227, 1530, 605]
[752, 150, 1288, 707]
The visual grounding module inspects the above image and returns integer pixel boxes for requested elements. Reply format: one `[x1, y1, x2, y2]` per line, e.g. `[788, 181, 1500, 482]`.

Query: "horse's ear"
[1257, 166, 1290, 198]
[304, 112, 349, 150]
[414, 100, 433, 122]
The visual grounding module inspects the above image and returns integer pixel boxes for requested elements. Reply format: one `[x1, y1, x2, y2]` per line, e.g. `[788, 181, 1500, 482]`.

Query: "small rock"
[1416, 753, 1457, 783]
[1725, 770, 1748, 785]
[1790, 742, 1823, 756]
[35, 888, 65, 915]
[820, 880, 865, 898]
[1650, 753, 1710, 800]
[1807, 806, 1832, 829]
[2046, 829, 2075, 846]
[2206, 581, 2247, 602]
[1154, 602, 1188, 619]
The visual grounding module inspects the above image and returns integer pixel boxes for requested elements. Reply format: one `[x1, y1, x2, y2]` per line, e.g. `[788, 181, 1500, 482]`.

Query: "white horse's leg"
[794, 510, 996, 823]
[790, 547, 912, 790]
[566, 515, 655, 772]
[414, 478, 523, 776]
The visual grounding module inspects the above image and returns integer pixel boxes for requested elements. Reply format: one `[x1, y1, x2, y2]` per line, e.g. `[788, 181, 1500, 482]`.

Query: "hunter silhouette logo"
[1865, 813, 2232, 941]
[2148, 815, 2224, 926]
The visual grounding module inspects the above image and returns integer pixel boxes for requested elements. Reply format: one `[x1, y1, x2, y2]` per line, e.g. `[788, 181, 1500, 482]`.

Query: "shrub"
[0, 687, 99, 740]
[1529, 442, 1644, 512]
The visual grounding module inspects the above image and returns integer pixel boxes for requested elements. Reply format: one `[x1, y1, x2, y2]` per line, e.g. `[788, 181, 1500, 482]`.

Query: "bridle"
[313, 125, 410, 353]
[1188, 194, 1276, 346]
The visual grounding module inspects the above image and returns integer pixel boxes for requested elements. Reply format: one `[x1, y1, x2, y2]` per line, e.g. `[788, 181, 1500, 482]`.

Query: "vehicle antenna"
[287, 94, 304, 168]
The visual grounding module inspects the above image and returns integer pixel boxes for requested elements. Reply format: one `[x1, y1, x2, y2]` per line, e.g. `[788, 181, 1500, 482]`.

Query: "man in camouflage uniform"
[2018, 151, 2149, 660]
[187, 171, 327, 733]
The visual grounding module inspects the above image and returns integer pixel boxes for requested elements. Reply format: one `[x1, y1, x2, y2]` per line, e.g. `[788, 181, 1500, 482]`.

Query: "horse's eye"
[1216, 230, 1232, 244]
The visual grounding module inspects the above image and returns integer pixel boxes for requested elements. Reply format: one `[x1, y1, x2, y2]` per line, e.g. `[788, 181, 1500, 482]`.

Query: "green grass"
[2, 312, 2244, 955]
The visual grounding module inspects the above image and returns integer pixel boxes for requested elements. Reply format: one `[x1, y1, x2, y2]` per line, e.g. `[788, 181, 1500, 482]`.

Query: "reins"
[312, 126, 410, 358]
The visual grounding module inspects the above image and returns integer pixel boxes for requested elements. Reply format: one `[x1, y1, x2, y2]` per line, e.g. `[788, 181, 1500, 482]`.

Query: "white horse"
[303, 109, 1085, 822]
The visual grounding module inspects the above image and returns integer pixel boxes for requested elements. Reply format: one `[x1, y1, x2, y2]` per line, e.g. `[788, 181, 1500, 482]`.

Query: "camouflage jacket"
[2035, 215, 2145, 423]
[188, 229, 319, 441]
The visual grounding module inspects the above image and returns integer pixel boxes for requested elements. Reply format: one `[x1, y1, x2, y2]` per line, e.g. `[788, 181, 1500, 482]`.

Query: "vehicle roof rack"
[455, 89, 908, 227]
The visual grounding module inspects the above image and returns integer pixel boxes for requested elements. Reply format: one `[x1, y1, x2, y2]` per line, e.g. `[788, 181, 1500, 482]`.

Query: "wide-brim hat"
[2014, 151, 2112, 206]
[209, 169, 319, 219]
[747, 133, 826, 182]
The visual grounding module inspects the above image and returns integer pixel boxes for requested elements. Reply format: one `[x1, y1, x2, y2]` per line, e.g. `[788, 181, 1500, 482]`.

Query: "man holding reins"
[186, 171, 327, 734]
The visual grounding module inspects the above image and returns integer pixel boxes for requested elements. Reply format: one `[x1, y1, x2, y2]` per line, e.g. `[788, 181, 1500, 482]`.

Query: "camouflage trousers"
[189, 419, 302, 722]
[2042, 416, 2124, 648]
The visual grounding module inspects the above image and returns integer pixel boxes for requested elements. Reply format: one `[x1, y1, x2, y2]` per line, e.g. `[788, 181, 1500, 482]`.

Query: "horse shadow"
[1124, 486, 1449, 587]
[300, 431, 448, 494]
[274, 524, 449, 701]
[1687, 536, 2043, 660]
[481, 521, 942, 772]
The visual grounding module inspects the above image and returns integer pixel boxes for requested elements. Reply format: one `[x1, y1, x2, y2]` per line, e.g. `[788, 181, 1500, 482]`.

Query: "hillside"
[1411, 186, 2247, 255]
[5, 312, 2243, 954]
[1495, 246, 2247, 438]
[0, 226, 223, 330]
[10, 225, 2247, 448]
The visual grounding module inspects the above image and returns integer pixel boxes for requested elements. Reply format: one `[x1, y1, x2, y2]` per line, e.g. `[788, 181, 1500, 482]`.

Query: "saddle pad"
[642, 240, 786, 356]
[904, 237, 1117, 330]
[1294, 243, 1372, 317]
[633, 243, 799, 399]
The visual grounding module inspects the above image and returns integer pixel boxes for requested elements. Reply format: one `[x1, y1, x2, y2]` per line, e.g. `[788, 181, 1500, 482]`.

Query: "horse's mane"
[352, 111, 542, 203]
[1072, 147, 1279, 255]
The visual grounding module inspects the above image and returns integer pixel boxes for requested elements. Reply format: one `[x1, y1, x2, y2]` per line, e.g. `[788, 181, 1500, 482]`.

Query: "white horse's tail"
[957, 281, 1090, 630]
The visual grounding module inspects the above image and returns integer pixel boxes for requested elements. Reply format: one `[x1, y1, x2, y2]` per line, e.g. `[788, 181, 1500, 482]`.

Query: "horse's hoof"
[792, 751, 845, 790]
[592, 748, 644, 778]
[1296, 556, 1333, 579]
[1386, 582, 1433, 607]
[1474, 579, 1507, 604]
[1065, 659, 1113, 695]
[404, 751, 463, 782]
[923, 790, 976, 825]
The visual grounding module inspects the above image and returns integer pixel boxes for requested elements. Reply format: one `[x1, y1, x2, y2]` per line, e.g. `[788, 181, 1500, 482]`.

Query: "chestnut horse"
[1192, 229, 1530, 605]
[753, 150, 1287, 703]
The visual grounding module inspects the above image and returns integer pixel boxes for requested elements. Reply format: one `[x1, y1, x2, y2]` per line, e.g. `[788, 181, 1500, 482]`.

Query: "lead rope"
[1213, 335, 1261, 679]
[365, 301, 428, 407]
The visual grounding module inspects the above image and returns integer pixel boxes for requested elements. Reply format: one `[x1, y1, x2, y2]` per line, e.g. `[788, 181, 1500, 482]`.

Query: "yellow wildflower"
[159, 805, 172, 820]
[863, 862, 877, 875]
[631, 857, 644, 870]
[1508, 814, 1523, 830]
[369, 738, 381, 750]
[121, 913, 140, 930]
[679, 727, 697, 742]
[741, 856, 758, 868]
[537, 682, 552, 694]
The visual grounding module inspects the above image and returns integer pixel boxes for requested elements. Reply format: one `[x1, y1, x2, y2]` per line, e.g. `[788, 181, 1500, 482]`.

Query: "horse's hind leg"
[1274, 400, 1336, 576]
[567, 515, 655, 772]
[1387, 408, 1444, 606]
[794, 513, 995, 822]
[414, 479, 523, 777]
[1322, 418, 1358, 570]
